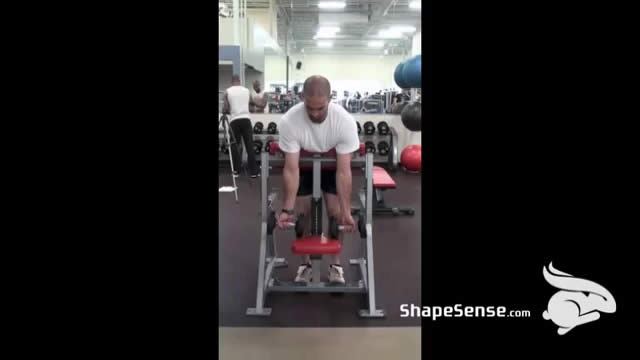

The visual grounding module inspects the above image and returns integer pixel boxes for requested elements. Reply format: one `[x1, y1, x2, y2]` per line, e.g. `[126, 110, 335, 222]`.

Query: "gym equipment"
[391, 102, 408, 115]
[361, 98, 384, 113]
[401, 101, 422, 132]
[401, 145, 422, 172]
[329, 216, 355, 239]
[218, 114, 239, 202]
[295, 213, 305, 238]
[264, 139, 275, 153]
[227, 125, 402, 170]
[253, 141, 263, 155]
[247, 141, 385, 318]
[351, 165, 415, 217]
[377, 141, 390, 156]
[394, 61, 409, 89]
[267, 122, 278, 134]
[377, 121, 390, 136]
[365, 141, 376, 154]
[253, 122, 264, 134]
[356, 121, 362, 134]
[402, 55, 422, 88]
[363, 121, 376, 135]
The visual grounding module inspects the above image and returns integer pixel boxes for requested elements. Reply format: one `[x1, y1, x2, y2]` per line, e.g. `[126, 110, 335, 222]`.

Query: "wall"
[219, 18, 234, 45]
[219, 64, 233, 92]
[411, 31, 421, 56]
[286, 54, 405, 95]
[264, 55, 292, 90]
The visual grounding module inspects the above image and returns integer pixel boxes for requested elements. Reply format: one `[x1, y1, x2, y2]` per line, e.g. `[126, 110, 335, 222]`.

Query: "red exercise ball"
[401, 145, 422, 172]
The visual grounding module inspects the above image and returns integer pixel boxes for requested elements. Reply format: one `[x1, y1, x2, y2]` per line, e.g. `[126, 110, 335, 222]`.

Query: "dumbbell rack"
[222, 126, 400, 170]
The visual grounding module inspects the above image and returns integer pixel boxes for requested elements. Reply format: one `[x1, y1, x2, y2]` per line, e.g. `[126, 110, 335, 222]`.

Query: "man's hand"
[340, 212, 356, 233]
[277, 212, 297, 229]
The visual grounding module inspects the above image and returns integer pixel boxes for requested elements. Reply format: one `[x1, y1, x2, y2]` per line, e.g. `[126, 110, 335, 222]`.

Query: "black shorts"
[297, 170, 337, 196]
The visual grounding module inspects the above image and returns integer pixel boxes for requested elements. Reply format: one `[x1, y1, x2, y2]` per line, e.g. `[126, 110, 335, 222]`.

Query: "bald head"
[231, 75, 240, 85]
[302, 75, 332, 124]
[303, 76, 331, 99]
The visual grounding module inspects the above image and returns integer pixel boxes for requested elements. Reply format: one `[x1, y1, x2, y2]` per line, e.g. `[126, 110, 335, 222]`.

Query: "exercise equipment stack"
[219, 120, 401, 171]
[246, 142, 385, 318]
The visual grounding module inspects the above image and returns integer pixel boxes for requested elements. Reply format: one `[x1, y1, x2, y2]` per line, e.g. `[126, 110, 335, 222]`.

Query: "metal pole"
[286, 56, 289, 92]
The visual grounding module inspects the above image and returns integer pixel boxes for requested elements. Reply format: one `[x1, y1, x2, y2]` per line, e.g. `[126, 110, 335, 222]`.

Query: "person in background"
[249, 80, 267, 114]
[223, 75, 259, 178]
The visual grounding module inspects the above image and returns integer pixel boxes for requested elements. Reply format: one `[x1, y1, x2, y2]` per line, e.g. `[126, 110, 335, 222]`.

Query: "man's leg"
[295, 195, 312, 265]
[238, 118, 259, 176]
[324, 193, 342, 266]
[228, 119, 243, 174]
[293, 170, 313, 283]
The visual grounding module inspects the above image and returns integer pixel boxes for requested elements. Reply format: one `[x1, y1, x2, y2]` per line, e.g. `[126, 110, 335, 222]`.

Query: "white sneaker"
[294, 263, 312, 284]
[328, 264, 345, 285]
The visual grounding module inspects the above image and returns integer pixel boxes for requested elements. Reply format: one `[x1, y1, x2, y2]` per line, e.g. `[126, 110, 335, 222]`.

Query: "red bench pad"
[291, 235, 341, 255]
[372, 166, 396, 189]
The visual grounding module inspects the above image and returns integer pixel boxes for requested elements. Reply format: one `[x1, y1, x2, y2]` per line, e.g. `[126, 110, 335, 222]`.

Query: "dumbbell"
[267, 122, 278, 134]
[363, 121, 376, 135]
[329, 216, 355, 239]
[253, 122, 264, 134]
[356, 121, 362, 134]
[377, 121, 390, 136]
[365, 141, 376, 154]
[280, 213, 305, 238]
[265, 139, 275, 153]
[377, 141, 390, 156]
[253, 140, 263, 154]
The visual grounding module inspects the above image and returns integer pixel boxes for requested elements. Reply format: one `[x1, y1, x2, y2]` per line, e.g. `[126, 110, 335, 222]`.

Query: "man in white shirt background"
[223, 75, 259, 178]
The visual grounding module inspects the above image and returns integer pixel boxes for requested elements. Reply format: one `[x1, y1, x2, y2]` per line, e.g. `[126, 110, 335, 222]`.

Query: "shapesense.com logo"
[400, 304, 531, 321]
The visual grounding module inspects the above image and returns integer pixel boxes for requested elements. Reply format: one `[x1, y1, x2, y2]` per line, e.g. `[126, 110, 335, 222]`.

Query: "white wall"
[219, 18, 234, 45]
[264, 55, 292, 90]
[411, 31, 421, 56]
[286, 54, 405, 95]
[219, 64, 233, 91]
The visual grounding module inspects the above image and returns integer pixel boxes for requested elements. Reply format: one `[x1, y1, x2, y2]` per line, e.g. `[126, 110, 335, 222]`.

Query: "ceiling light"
[314, 34, 337, 39]
[318, 26, 340, 33]
[317, 41, 333, 47]
[368, 41, 384, 48]
[377, 30, 403, 39]
[409, 1, 421, 9]
[389, 25, 416, 33]
[384, 49, 389, 55]
[318, 2, 346, 9]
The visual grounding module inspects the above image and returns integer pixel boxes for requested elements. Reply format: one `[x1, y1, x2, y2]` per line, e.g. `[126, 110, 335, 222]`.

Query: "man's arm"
[336, 152, 353, 217]
[282, 151, 300, 210]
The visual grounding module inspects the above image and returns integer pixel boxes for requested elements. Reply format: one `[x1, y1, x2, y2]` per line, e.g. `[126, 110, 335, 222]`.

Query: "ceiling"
[220, 0, 421, 55]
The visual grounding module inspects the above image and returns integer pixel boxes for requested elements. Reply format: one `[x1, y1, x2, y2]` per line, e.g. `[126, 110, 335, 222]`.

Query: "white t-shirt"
[279, 103, 360, 154]
[225, 85, 250, 122]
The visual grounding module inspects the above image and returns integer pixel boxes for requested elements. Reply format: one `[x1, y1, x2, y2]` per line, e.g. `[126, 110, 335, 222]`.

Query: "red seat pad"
[269, 142, 366, 156]
[291, 235, 341, 255]
[372, 166, 396, 189]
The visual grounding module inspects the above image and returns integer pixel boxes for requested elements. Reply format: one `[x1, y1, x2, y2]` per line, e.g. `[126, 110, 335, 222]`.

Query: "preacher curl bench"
[246, 142, 386, 318]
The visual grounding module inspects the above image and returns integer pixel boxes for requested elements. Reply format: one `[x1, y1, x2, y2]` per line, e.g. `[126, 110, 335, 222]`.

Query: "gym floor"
[219, 166, 422, 357]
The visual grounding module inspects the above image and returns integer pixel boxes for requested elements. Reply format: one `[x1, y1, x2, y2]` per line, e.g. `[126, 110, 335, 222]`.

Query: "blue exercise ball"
[394, 61, 409, 89]
[402, 55, 421, 88]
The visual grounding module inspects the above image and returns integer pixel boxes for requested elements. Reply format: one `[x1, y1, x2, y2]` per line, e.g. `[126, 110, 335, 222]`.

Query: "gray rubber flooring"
[219, 167, 422, 326]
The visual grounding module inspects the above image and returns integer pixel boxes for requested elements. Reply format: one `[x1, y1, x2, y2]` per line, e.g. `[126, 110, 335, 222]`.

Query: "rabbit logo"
[542, 262, 616, 335]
